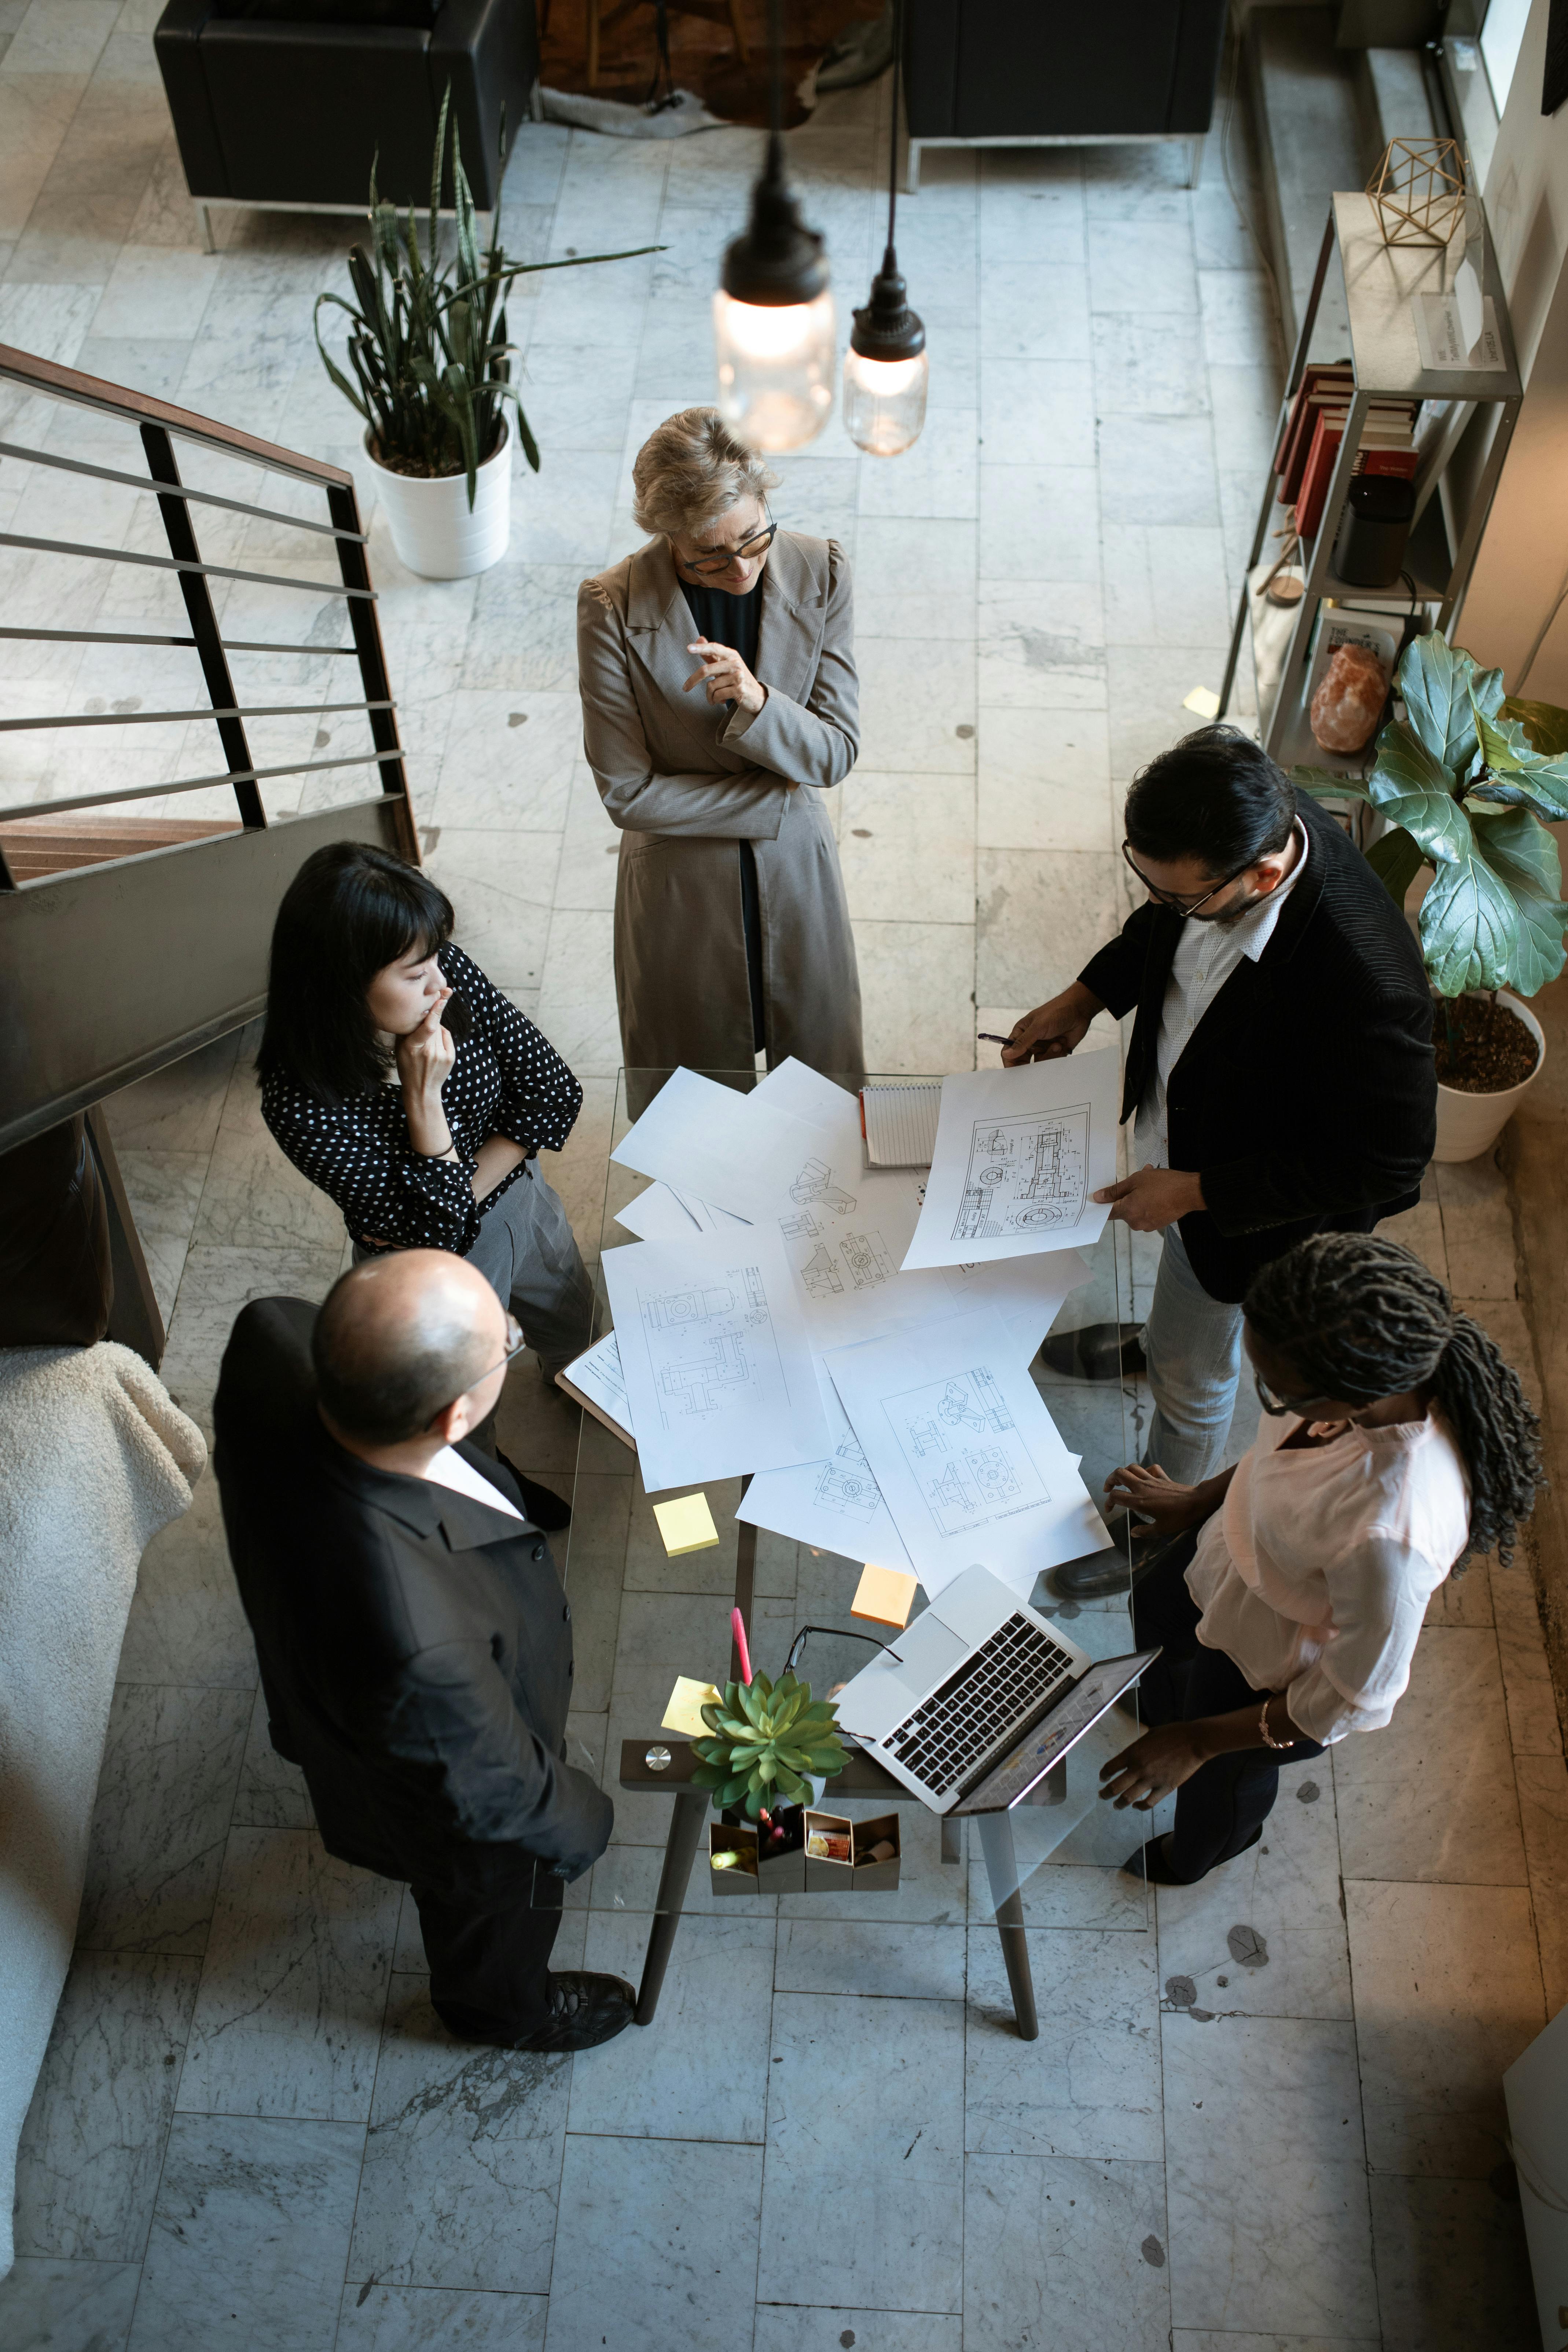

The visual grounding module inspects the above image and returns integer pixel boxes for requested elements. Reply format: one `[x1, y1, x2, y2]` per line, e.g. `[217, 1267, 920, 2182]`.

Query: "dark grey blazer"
[213, 1298, 612, 1899]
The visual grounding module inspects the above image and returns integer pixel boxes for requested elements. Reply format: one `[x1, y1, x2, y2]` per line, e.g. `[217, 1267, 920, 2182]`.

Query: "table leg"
[634, 1788, 708, 2026]
[977, 1812, 1039, 2042]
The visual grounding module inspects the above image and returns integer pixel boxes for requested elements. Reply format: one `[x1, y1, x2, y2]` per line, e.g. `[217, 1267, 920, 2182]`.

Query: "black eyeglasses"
[1253, 1369, 1332, 1419]
[682, 509, 778, 575]
[429, 1311, 526, 1423]
[1122, 840, 1249, 918]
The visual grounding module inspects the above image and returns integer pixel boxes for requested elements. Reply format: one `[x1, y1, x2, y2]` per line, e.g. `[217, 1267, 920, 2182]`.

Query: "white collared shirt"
[1185, 1402, 1470, 1743]
[1134, 821, 1309, 1171]
[423, 1444, 524, 1520]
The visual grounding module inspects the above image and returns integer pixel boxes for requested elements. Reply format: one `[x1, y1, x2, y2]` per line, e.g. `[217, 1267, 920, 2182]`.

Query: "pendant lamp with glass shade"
[843, 0, 927, 457]
[713, 0, 836, 451]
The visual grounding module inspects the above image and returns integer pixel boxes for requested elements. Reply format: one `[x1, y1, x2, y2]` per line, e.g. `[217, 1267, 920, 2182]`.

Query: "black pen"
[977, 1032, 1013, 1046]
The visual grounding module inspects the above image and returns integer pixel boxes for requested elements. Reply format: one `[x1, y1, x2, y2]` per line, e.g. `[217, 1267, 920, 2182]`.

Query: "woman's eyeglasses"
[683, 514, 778, 575]
[1253, 1369, 1330, 1418]
[1121, 841, 1249, 918]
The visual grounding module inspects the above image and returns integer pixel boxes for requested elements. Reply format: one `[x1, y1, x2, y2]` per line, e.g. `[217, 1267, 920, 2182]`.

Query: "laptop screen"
[948, 1651, 1159, 1815]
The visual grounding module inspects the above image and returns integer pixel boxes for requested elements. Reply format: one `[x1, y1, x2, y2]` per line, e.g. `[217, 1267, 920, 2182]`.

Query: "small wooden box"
[803, 1809, 901, 1893]
[708, 1822, 760, 1896]
[708, 1820, 807, 1894]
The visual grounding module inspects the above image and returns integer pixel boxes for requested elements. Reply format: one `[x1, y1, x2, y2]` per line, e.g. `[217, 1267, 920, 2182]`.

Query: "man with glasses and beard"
[1003, 727, 1436, 1597]
[213, 1251, 631, 2050]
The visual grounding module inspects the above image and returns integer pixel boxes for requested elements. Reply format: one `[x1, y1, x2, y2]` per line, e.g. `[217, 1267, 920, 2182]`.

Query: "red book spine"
[1295, 411, 1344, 540]
[1352, 447, 1419, 480]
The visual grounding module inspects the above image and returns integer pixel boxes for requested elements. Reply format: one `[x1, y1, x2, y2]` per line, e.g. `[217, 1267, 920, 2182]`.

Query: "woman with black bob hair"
[258, 843, 593, 1430]
[1098, 1231, 1543, 1885]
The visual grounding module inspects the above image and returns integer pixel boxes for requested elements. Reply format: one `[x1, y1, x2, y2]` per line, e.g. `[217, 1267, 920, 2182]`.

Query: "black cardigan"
[1079, 796, 1437, 1303]
[213, 1298, 613, 1900]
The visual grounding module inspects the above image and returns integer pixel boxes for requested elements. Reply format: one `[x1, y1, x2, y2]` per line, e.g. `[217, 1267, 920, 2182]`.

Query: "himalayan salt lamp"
[1310, 642, 1388, 754]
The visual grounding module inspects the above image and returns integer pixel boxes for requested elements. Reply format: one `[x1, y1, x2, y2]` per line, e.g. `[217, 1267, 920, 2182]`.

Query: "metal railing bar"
[0, 343, 356, 492]
[0, 627, 360, 653]
[0, 533, 375, 598]
[0, 441, 369, 542]
[0, 698, 393, 733]
[0, 748, 394, 825]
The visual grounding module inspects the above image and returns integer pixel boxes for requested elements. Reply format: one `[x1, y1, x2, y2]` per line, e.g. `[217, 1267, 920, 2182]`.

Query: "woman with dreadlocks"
[1097, 1231, 1543, 1885]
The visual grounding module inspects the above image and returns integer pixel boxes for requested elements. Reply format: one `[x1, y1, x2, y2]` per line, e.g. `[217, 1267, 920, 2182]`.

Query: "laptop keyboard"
[884, 1615, 1079, 1797]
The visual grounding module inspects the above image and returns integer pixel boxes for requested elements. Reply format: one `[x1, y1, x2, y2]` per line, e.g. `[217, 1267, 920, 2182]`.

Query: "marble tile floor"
[0, 1, 1561, 2342]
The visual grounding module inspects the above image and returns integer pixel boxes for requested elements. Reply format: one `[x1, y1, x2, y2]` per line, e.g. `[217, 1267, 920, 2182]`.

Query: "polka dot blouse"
[261, 942, 583, 1257]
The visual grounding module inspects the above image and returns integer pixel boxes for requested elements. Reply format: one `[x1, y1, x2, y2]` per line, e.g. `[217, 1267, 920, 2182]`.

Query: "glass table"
[537, 1068, 1153, 2039]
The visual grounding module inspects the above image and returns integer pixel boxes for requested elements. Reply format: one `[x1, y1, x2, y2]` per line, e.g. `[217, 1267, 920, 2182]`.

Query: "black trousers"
[1132, 1534, 1324, 1882]
[410, 1864, 564, 2042]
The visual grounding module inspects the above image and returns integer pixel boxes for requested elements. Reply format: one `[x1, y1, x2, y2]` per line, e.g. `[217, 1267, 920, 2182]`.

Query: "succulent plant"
[691, 1672, 847, 1820]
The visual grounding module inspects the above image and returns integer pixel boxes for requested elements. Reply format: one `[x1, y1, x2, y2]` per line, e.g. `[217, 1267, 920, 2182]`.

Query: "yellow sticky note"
[662, 1676, 722, 1739]
[852, 1563, 919, 1630]
[651, 1491, 720, 1556]
[1183, 685, 1221, 718]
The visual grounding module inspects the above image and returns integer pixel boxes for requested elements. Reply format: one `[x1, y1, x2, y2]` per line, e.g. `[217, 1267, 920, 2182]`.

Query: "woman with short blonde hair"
[578, 405, 863, 1082]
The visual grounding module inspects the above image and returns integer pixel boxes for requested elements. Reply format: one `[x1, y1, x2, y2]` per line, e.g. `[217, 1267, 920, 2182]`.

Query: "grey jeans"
[1141, 1223, 1245, 1487]
[355, 1162, 593, 1382]
[465, 1162, 595, 1380]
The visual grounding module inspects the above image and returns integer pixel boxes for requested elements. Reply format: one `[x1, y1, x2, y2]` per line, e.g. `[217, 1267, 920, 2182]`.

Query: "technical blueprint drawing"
[789, 1154, 857, 1216]
[737, 1383, 915, 1570]
[902, 1054, 1119, 1270]
[827, 1307, 1108, 1595]
[602, 1229, 827, 1493]
[953, 1108, 1088, 1241]
[884, 1365, 1044, 1537]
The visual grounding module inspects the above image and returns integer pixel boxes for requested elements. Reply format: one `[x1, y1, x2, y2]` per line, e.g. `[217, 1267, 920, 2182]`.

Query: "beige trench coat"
[577, 529, 864, 1082]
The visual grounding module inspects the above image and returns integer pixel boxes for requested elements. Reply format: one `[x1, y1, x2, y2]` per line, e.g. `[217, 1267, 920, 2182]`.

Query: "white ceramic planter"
[367, 421, 511, 579]
[1432, 989, 1546, 1162]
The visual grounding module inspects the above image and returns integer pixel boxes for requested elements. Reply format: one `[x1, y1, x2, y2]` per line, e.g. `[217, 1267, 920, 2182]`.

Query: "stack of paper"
[560, 1060, 1111, 1583]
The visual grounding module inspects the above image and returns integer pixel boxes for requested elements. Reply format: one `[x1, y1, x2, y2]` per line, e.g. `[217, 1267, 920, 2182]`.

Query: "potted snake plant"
[315, 91, 658, 579]
[1293, 631, 1568, 1162]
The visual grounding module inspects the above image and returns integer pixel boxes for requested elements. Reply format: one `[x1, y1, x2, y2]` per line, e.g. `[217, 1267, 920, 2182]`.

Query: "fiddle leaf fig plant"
[1293, 631, 1568, 998]
[691, 1672, 847, 1820]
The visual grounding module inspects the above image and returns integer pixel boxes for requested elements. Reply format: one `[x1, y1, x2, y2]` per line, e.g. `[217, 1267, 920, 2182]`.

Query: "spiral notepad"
[859, 1080, 942, 1168]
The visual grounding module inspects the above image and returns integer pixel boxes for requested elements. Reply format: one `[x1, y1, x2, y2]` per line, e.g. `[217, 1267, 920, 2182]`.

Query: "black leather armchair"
[154, 0, 539, 235]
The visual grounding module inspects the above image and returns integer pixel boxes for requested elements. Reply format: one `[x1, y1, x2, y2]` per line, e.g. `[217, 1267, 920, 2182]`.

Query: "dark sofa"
[903, 0, 1228, 185]
[154, 0, 539, 231]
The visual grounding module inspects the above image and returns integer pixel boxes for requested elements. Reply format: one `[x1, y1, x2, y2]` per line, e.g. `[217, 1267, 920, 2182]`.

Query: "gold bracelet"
[1259, 1696, 1296, 1750]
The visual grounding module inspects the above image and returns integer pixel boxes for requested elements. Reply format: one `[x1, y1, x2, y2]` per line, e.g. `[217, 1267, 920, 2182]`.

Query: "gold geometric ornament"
[1366, 137, 1468, 247]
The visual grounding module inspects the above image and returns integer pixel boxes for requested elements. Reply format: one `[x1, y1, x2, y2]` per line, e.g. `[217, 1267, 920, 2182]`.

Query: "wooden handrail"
[0, 342, 356, 488]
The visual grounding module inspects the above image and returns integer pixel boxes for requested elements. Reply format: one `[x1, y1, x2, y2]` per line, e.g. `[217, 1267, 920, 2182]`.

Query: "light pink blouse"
[1184, 1405, 1471, 1745]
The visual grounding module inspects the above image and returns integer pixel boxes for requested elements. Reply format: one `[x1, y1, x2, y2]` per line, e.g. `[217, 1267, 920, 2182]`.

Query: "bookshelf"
[1217, 192, 1523, 774]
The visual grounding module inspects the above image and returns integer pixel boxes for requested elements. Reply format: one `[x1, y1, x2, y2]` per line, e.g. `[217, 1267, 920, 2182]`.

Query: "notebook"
[859, 1080, 942, 1168]
[555, 1331, 636, 1450]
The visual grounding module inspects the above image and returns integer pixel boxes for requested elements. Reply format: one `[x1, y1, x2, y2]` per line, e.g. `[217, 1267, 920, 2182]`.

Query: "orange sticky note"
[851, 1563, 918, 1629]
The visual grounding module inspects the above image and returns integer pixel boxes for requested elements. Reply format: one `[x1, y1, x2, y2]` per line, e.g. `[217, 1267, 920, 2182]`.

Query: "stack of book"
[1274, 363, 1421, 543]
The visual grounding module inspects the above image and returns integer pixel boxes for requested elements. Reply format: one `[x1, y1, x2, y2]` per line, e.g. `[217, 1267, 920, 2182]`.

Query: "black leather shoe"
[515, 1972, 635, 2052]
[1038, 1321, 1147, 1383]
[1048, 1521, 1186, 1601]
[1123, 1825, 1261, 1886]
[495, 1449, 573, 1531]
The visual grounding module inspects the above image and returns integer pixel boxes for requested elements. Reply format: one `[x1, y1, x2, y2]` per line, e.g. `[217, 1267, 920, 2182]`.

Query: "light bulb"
[843, 345, 929, 456]
[713, 287, 836, 452]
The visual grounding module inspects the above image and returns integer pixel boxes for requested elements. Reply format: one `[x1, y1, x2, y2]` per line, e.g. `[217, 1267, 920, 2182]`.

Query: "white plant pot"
[1432, 990, 1546, 1163]
[367, 421, 511, 579]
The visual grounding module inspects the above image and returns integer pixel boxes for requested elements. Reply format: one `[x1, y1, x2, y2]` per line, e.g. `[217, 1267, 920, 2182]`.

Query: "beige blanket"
[0, 1342, 206, 2276]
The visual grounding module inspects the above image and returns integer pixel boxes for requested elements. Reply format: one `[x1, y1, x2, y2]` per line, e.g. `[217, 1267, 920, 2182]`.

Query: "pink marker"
[731, 1607, 753, 1685]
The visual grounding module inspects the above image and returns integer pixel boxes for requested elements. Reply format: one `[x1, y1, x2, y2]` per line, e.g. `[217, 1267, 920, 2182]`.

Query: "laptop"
[834, 1562, 1159, 1817]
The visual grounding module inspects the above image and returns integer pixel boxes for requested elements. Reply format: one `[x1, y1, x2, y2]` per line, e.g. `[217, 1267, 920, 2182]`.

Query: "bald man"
[212, 1251, 630, 2052]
